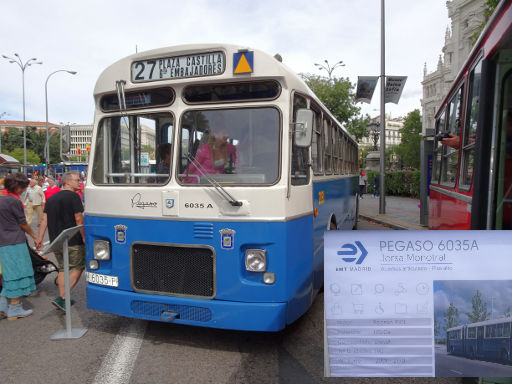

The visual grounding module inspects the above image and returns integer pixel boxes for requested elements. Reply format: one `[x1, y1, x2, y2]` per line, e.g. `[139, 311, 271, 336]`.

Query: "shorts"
[54, 244, 85, 272]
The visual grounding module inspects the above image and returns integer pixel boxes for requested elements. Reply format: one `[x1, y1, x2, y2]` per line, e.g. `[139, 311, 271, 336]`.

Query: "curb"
[359, 210, 427, 231]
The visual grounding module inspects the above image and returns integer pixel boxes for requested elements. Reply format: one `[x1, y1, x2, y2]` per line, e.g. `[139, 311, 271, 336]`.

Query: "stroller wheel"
[54, 276, 58, 286]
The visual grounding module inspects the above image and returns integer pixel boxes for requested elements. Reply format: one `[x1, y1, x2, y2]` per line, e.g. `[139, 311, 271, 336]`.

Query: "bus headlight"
[245, 249, 266, 272]
[94, 240, 110, 260]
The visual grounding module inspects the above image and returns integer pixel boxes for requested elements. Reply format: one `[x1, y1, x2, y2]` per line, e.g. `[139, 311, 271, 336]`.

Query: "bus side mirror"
[61, 125, 71, 154]
[294, 109, 313, 147]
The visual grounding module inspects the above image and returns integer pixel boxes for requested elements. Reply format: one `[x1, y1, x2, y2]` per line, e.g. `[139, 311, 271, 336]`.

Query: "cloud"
[1, 0, 450, 124]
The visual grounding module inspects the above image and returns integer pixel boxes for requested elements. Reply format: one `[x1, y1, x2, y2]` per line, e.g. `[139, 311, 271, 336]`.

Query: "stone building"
[359, 115, 404, 149]
[421, 0, 486, 134]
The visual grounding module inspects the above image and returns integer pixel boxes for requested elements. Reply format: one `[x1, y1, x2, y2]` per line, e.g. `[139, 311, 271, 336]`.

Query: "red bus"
[429, 0, 512, 230]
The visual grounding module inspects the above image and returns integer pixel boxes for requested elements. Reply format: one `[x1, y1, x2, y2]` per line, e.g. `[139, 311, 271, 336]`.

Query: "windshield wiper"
[186, 154, 242, 207]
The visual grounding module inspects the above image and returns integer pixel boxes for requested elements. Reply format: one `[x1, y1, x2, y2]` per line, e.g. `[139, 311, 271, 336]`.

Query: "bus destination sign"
[131, 51, 225, 82]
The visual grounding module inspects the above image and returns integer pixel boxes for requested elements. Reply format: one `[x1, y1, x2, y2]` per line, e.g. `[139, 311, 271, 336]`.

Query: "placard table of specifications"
[324, 231, 512, 377]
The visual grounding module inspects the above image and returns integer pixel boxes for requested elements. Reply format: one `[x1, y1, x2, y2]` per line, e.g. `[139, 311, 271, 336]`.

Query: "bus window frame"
[176, 105, 283, 187]
[459, 56, 483, 192]
[91, 111, 175, 186]
[181, 80, 282, 105]
[440, 83, 465, 188]
[99, 87, 175, 113]
[311, 103, 324, 175]
[432, 108, 447, 185]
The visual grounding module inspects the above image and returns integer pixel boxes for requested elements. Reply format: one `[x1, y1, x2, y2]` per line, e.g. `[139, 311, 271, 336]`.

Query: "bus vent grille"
[132, 243, 215, 298]
[193, 223, 214, 239]
[130, 300, 212, 322]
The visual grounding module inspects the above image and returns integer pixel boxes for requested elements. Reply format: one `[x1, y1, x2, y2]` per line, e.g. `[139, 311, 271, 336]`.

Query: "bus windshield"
[92, 112, 173, 185]
[179, 107, 280, 185]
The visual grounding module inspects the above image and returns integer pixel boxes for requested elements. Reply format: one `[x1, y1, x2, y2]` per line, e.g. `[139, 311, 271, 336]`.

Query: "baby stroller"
[28, 244, 59, 285]
[0, 243, 58, 288]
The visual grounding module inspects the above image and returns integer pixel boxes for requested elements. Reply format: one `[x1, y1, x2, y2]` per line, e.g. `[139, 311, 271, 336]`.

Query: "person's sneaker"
[7, 303, 33, 321]
[52, 296, 75, 311]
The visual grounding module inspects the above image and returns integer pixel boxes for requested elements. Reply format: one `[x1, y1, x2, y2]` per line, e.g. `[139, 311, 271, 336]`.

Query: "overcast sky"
[1, 0, 450, 125]
[434, 280, 512, 336]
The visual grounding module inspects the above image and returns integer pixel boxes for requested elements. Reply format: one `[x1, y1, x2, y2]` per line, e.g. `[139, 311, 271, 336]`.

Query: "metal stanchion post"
[42, 225, 87, 340]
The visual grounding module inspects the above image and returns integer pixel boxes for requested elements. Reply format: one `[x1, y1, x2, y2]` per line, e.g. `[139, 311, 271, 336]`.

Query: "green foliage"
[443, 302, 461, 333]
[365, 170, 420, 197]
[301, 74, 361, 126]
[1, 126, 61, 164]
[396, 109, 422, 169]
[345, 114, 370, 142]
[466, 290, 490, 323]
[472, 0, 500, 43]
[1, 127, 23, 151]
[4, 148, 40, 164]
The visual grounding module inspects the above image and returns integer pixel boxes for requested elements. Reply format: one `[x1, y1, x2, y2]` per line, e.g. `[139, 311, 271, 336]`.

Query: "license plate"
[86, 272, 119, 287]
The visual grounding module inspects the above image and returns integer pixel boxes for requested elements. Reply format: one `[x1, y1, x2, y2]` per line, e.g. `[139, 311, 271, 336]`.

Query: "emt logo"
[338, 241, 368, 264]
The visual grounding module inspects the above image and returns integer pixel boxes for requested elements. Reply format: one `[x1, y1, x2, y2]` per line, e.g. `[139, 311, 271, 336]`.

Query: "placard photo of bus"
[434, 280, 512, 377]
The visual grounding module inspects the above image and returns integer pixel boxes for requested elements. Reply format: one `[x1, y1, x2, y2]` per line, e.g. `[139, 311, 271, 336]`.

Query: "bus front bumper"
[87, 284, 287, 332]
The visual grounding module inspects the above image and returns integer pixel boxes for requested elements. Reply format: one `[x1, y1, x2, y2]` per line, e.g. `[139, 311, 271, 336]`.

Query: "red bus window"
[460, 60, 481, 190]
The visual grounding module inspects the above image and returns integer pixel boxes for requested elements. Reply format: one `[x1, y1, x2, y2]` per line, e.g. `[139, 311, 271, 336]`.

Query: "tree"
[5, 148, 40, 164]
[503, 307, 511, 318]
[443, 302, 460, 333]
[434, 318, 441, 337]
[396, 109, 422, 168]
[2, 127, 23, 152]
[301, 74, 361, 127]
[345, 114, 370, 142]
[466, 290, 490, 323]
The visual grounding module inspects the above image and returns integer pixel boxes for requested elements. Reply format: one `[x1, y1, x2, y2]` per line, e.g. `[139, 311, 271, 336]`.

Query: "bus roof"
[447, 317, 512, 331]
[94, 43, 356, 142]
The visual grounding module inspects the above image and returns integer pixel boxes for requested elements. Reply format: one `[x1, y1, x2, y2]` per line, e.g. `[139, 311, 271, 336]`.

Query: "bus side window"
[432, 110, 446, 184]
[441, 85, 464, 187]
[496, 69, 512, 229]
[459, 60, 481, 190]
[311, 106, 323, 174]
[291, 94, 309, 185]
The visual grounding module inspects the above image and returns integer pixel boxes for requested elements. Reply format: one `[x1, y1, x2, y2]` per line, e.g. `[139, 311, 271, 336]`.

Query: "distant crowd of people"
[0, 171, 85, 320]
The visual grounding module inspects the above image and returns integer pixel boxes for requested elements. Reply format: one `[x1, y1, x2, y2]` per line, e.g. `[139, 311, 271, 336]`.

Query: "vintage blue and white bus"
[447, 318, 512, 363]
[84, 44, 359, 331]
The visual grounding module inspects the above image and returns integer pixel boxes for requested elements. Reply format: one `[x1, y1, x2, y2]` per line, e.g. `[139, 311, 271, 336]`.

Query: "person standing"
[359, 169, 367, 199]
[373, 174, 379, 197]
[0, 173, 40, 320]
[37, 171, 85, 311]
[24, 178, 45, 226]
[44, 176, 60, 201]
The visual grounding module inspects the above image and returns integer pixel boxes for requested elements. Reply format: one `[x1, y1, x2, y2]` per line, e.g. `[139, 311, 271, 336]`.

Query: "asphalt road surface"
[1, 218, 466, 384]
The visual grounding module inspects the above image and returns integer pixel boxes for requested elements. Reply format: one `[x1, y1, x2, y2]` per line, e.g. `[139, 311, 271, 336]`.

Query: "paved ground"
[358, 194, 426, 230]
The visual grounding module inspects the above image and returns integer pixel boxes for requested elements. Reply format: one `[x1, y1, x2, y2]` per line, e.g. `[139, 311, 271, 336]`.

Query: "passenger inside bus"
[187, 116, 237, 177]
[156, 143, 172, 182]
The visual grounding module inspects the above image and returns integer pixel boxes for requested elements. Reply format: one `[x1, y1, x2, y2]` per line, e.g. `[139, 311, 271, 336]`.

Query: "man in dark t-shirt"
[37, 171, 85, 311]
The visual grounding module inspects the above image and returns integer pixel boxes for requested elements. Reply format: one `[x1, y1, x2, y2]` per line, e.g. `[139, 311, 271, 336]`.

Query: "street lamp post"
[0, 112, 8, 153]
[2, 54, 42, 168]
[314, 59, 345, 79]
[45, 70, 77, 167]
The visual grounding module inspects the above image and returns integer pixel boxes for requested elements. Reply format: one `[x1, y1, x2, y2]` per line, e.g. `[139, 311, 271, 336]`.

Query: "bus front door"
[477, 326, 484, 358]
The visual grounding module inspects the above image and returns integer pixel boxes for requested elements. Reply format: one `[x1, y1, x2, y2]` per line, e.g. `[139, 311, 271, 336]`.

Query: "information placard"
[324, 230, 512, 377]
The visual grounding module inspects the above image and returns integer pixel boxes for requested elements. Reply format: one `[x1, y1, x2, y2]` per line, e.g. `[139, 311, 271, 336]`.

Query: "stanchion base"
[51, 327, 88, 340]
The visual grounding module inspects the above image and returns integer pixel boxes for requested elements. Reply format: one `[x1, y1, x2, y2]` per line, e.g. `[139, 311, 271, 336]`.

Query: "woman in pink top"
[188, 127, 237, 180]
[44, 176, 60, 201]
